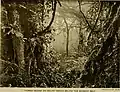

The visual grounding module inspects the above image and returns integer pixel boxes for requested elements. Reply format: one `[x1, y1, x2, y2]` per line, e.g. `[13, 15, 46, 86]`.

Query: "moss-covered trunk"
[5, 4, 25, 72]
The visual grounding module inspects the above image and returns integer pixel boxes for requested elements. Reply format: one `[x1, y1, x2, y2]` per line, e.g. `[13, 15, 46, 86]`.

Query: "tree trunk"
[78, 0, 83, 56]
[64, 18, 69, 56]
[6, 4, 25, 73]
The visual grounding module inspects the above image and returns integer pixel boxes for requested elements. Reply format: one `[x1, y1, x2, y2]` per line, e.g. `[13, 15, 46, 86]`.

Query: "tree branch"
[38, 0, 57, 35]
[79, 9, 92, 32]
[87, 2, 103, 40]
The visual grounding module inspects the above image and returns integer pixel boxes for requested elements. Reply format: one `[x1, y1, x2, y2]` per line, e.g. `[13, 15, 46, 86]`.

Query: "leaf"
[15, 32, 23, 38]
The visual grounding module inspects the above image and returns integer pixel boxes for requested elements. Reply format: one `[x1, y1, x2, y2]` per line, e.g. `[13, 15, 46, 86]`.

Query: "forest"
[0, 0, 120, 88]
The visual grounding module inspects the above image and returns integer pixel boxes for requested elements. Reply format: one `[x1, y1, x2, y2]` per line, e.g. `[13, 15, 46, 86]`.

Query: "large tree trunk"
[81, 2, 120, 87]
[5, 4, 25, 73]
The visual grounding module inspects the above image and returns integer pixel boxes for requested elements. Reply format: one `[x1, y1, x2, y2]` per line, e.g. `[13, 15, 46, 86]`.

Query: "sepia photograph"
[0, 0, 120, 89]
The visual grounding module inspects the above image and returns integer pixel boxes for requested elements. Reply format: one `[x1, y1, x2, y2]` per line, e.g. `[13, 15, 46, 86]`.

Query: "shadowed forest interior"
[0, 0, 120, 87]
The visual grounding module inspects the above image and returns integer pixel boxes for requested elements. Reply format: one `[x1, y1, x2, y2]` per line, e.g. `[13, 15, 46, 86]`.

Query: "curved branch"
[38, 0, 57, 35]
[79, 9, 92, 31]
[87, 2, 103, 40]
[57, 0, 62, 7]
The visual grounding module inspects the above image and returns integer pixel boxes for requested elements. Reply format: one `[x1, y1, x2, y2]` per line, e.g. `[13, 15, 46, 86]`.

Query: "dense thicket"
[1, 1, 120, 87]
[81, 2, 120, 88]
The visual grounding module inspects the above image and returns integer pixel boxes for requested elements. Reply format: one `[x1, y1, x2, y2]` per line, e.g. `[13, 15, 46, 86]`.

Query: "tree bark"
[5, 4, 25, 73]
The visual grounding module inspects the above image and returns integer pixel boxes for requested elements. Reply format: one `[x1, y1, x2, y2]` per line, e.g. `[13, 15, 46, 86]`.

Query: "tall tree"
[4, 4, 25, 72]
[81, 2, 120, 88]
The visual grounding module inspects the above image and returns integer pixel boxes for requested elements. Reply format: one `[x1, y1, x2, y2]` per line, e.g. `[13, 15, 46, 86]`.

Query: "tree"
[1, 0, 59, 87]
[63, 18, 69, 56]
[80, 2, 120, 88]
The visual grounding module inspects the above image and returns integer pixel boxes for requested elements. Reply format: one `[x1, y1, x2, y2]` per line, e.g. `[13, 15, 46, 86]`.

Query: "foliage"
[80, 2, 120, 88]
[1, 0, 58, 87]
[1, 1, 120, 88]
